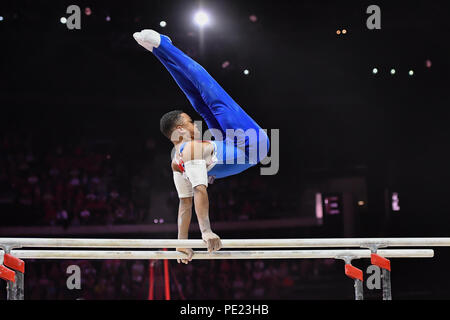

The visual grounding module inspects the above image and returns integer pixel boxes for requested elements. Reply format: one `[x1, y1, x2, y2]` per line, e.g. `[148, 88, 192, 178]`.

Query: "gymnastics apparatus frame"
[1, 237, 450, 300]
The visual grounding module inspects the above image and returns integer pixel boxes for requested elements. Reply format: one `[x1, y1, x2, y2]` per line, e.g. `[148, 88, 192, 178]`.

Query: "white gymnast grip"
[184, 159, 208, 188]
[173, 172, 193, 198]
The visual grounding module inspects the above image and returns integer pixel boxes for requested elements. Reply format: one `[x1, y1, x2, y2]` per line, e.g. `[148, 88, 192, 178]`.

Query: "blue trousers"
[153, 35, 269, 179]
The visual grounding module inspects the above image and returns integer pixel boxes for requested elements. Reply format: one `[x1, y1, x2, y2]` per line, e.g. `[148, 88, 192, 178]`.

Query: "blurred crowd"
[8, 257, 341, 300]
[0, 131, 152, 226]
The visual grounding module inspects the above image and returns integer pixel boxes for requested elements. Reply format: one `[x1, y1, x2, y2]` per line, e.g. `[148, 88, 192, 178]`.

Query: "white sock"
[133, 29, 161, 52]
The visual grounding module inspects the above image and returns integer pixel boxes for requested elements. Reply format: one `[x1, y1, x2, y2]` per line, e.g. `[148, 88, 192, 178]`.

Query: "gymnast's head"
[160, 110, 200, 143]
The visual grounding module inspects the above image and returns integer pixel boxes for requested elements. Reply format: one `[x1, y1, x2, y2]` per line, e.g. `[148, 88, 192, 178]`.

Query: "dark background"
[1, 0, 450, 300]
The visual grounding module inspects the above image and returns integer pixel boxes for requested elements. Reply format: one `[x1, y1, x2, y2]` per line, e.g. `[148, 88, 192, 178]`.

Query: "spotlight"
[372, 68, 378, 74]
[85, 7, 92, 16]
[153, 219, 158, 224]
[160, 21, 167, 27]
[336, 29, 341, 35]
[249, 15, 258, 22]
[60, 17, 67, 24]
[358, 201, 365, 206]
[0, 16, 4, 22]
[106, 16, 111, 22]
[425, 59, 432, 68]
[408, 70, 414, 76]
[159, 218, 164, 223]
[194, 11, 210, 26]
[243, 69, 250, 75]
[342, 29, 347, 34]
[222, 61, 230, 69]
[390, 68, 396, 75]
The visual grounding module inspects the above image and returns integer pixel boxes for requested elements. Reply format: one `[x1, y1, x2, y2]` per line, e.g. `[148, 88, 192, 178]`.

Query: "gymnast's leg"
[134, 30, 265, 135]
[133, 32, 222, 133]
[155, 36, 261, 134]
[133, 30, 269, 164]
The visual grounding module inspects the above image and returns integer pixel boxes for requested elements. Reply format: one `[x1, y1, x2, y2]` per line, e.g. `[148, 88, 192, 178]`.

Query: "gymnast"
[133, 30, 270, 264]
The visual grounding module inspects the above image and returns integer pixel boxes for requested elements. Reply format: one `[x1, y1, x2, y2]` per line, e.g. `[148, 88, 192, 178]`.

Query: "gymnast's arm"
[172, 160, 195, 264]
[182, 141, 223, 253]
[177, 197, 193, 240]
[176, 197, 194, 264]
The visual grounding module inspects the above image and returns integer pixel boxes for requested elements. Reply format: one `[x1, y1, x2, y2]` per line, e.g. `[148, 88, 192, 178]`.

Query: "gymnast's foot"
[133, 29, 161, 52]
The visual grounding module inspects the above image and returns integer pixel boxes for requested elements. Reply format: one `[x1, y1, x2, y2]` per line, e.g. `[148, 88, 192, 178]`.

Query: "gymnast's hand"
[202, 231, 223, 253]
[176, 248, 194, 264]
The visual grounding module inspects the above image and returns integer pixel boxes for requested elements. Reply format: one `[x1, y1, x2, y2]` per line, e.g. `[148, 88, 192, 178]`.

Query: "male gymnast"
[133, 30, 270, 264]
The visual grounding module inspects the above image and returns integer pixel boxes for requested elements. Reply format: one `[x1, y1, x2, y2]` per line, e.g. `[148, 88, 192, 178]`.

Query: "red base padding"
[371, 253, 391, 271]
[3, 254, 25, 273]
[345, 264, 363, 281]
[0, 265, 15, 282]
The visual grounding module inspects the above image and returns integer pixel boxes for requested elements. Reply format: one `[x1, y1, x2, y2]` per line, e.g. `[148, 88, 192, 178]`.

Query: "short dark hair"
[160, 110, 185, 139]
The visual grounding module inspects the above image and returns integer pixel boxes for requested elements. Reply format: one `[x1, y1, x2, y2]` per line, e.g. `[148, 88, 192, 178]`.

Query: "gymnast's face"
[179, 113, 200, 140]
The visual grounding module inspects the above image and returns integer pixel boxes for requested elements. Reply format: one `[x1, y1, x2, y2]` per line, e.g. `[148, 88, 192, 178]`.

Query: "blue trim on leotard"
[179, 142, 187, 154]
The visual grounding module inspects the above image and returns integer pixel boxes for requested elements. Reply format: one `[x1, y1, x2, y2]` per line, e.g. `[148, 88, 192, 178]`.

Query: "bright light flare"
[194, 11, 210, 26]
